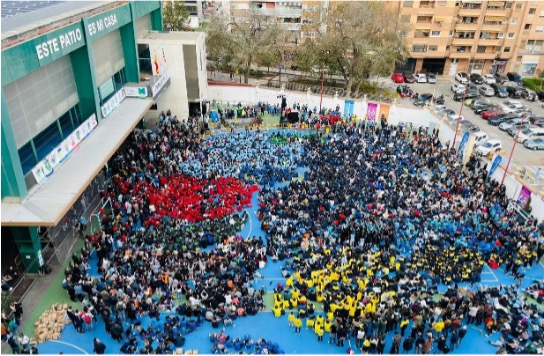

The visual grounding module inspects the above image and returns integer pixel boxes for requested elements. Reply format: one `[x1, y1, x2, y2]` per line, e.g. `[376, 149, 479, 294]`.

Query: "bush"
[249, 69, 264, 78]
[523, 77, 544, 91]
[357, 81, 379, 95]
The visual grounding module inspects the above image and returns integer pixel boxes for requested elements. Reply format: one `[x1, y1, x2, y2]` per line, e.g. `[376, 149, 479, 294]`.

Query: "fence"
[47, 171, 108, 265]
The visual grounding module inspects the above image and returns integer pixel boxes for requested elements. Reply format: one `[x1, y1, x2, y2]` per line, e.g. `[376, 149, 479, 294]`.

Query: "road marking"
[49, 340, 89, 354]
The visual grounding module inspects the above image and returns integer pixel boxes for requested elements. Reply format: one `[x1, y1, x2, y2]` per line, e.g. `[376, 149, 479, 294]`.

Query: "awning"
[487, 1, 504, 6]
[485, 16, 505, 22]
[1, 98, 154, 227]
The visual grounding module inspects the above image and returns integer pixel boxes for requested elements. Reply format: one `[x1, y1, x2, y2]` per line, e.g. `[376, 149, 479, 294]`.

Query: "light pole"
[501, 113, 526, 185]
[319, 50, 331, 114]
[452, 83, 468, 148]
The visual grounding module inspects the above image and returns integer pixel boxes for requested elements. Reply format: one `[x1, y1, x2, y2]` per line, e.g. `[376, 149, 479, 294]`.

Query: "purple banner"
[518, 185, 531, 209]
[366, 103, 378, 122]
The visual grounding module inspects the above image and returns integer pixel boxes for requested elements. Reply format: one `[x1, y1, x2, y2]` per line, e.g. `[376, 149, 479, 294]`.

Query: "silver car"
[499, 118, 523, 131]
[524, 138, 544, 150]
[478, 86, 495, 97]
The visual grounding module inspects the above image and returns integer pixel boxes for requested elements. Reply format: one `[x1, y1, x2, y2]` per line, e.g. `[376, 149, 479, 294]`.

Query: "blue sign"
[488, 155, 502, 178]
[458, 131, 470, 154]
[344, 100, 355, 117]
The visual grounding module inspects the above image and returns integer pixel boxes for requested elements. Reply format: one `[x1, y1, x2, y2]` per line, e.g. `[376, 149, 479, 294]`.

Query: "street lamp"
[319, 50, 331, 114]
[501, 113, 527, 185]
[452, 83, 468, 149]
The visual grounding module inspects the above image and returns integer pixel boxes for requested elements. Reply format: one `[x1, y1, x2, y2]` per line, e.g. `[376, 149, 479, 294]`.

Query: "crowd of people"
[50, 108, 544, 354]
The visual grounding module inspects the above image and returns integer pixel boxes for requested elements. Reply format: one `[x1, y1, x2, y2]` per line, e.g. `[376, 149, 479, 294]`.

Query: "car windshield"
[521, 129, 532, 135]
[498, 87, 507, 92]
[482, 142, 493, 148]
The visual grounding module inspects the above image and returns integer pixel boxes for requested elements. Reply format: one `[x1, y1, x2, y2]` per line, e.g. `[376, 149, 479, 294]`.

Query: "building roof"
[1, 1, 62, 19]
[1, 0, 117, 42]
[1, 97, 154, 227]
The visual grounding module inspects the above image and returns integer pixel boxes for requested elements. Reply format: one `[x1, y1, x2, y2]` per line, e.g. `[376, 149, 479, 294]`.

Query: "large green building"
[1, 1, 164, 273]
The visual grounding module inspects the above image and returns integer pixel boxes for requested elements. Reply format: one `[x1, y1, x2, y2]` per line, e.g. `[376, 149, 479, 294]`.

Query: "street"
[379, 76, 544, 186]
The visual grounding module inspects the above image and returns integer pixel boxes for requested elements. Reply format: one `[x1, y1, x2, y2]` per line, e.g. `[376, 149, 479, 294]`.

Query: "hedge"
[523, 77, 544, 91]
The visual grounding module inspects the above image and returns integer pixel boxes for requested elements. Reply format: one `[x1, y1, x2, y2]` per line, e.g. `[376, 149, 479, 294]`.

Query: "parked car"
[474, 131, 490, 146]
[529, 116, 544, 126]
[499, 118, 523, 131]
[475, 139, 503, 156]
[471, 99, 495, 113]
[524, 137, 544, 150]
[506, 72, 523, 83]
[451, 83, 467, 94]
[488, 114, 517, 126]
[438, 108, 456, 118]
[481, 108, 504, 120]
[455, 72, 470, 84]
[483, 74, 496, 84]
[447, 113, 465, 122]
[521, 88, 537, 102]
[497, 102, 519, 114]
[426, 73, 437, 84]
[494, 72, 509, 83]
[413, 93, 433, 106]
[402, 72, 415, 83]
[470, 73, 484, 84]
[537, 91, 544, 101]
[479, 85, 495, 97]
[508, 123, 535, 137]
[391, 72, 404, 83]
[453, 85, 479, 101]
[503, 100, 531, 114]
[503, 85, 524, 98]
[414, 73, 427, 83]
[490, 83, 509, 98]
[460, 121, 480, 133]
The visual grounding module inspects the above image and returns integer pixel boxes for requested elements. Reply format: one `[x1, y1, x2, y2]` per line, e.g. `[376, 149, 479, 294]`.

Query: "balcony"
[455, 22, 479, 31]
[473, 52, 498, 59]
[478, 38, 502, 46]
[458, 8, 482, 16]
[279, 22, 302, 31]
[452, 37, 476, 46]
[481, 23, 507, 32]
[450, 47, 472, 58]
[419, 1, 435, 8]
[518, 48, 544, 55]
[414, 30, 430, 38]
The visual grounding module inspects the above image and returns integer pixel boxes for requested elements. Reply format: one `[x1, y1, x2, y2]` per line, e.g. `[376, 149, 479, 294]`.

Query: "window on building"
[498, 32, 504, 38]
[400, 15, 411, 23]
[429, 45, 438, 51]
[412, 44, 427, 52]
[525, 24, 532, 30]
[98, 69, 126, 106]
[526, 40, 543, 51]
[33, 121, 63, 162]
[540, 10, 544, 17]
[511, 18, 519, 24]
[508, 32, 515, 39]
[414, 30, 430, 38]
[536, 26, 544, 33]
[18, 142, 37, 176]
[529, 8, 536, 14]
[431, 31, 441, 37]
[515, 3, 523, 9]
[436, 1, 447, 7]
[505, 2, 512, 9]
[449, 30, 455, 37]
[495, 46, 502, 52]
[504, 47, 511, 52]
[403, 1, 413, 7]
[446, 45, 451, 50]
[477, 46, 486, 53]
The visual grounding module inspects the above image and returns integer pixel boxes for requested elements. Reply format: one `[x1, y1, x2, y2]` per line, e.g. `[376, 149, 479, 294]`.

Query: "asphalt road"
[379, 77, 544, 184]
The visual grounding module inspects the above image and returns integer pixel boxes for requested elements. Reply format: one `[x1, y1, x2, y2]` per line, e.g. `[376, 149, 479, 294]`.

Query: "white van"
[515, 127, 544, 143]
[414, 73, 427, 83]
[473, 132, 489, 146]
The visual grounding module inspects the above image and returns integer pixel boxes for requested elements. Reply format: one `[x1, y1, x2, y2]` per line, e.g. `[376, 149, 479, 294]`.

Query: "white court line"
[49, 340, 89, 354]
[483, 265, 499, 282]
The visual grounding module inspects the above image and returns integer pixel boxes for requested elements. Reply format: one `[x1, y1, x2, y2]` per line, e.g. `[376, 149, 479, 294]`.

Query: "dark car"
[470, 73, 484, 84]
[488, 114, 521, 126]
[471, 99, 495, 114]
[504, 85, 524, 98]
[506, 72, 523, 83]
[402, 72, 415, 83]
[494, 72, 509, 83]
[521, 89, 537, 102]
[490, 83, 509, 98]
[453, 85, 479, 101]
[414, 93, 433, 106]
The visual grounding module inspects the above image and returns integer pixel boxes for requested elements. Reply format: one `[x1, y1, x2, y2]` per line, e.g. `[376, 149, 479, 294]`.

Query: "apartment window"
[529, 8, 536, 14]
[527, 40, 543, 51]
[504, 47, 511, 52]
[536, 26, 544, 33]
[446, 45, 451, 50]
[449, 30, 455, 37]
[412, 44, 427, 52]
[414, 30, 430, 38]
[456, 46, 468, 52]
[525, 24, 532, 30]
[508, 32, 515, 39]
[505, 2, 512, 9]
[477, 46, 486, 53]
[511, 18, 519, 24]
[431, 31, 441, 37]
[400, 15, 411, 23]
[436, 1, 447, 7]
[462, 2, 481, 9]
[515, 3, 523, 9]
[419, 1, 434, 8]
[429, 45, 438, 51]
[403, 1, 413, 7]
[416, 16, 433, 23]
[498, 32, 504, 38]
[495, 46, 502, 52]
[540, 10, 544, 17]
[397, 30, 408, 38]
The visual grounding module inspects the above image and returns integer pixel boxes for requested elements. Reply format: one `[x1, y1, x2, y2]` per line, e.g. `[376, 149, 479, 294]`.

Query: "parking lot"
[380, 76, 544, 186]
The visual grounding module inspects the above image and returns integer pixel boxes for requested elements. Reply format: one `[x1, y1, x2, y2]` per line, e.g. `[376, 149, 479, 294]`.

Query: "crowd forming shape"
[56, 108, 544, 354]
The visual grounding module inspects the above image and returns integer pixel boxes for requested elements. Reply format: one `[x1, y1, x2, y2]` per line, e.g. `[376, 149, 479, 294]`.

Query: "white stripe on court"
[49, 340, 89, 354]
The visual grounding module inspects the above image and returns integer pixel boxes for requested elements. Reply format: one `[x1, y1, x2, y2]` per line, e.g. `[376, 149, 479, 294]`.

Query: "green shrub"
[358, 81, 378, 95]
[523, 77, 544, 91]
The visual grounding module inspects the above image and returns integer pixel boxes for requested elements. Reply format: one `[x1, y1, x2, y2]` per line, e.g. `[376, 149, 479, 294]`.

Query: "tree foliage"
[206, 9, 279, 83]
[298, 2, 410, 97]
[162, 1, 190, 31]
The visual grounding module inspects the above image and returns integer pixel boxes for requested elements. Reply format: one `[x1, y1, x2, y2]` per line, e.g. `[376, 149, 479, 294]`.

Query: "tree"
[206, 9, 279, 83]
[162, 1, 190, 31]
[298, 2, 409, 97]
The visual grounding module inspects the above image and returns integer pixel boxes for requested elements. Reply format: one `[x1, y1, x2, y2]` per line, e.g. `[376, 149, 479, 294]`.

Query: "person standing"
[93, 338, 106, 354]
[6, 332, 20, 354]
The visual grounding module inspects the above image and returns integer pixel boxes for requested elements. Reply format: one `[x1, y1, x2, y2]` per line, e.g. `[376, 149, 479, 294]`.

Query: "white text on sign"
[88, 14, 118, 37]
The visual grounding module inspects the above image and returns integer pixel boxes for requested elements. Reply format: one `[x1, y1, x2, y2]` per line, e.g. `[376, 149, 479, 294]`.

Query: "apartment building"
[397, 0, 544, 77]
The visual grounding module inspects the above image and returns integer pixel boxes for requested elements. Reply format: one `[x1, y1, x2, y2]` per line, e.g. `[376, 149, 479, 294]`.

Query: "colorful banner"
[151, 46, 168, 76]
[101, 88, 127, 118]
[366, 103, 378, 121]
[458, 132, 470, 154]
[343, 100, 355, 117]
[518, 185, 531, 209]
[125, 86, 148, 98]
[378, 104, 390, 122]
[32, 163, 46, 185]
[488, 155, 502, 178]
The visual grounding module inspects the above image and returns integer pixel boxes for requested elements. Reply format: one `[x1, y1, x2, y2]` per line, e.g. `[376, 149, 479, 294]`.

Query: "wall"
[207, 83, 544, 222]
